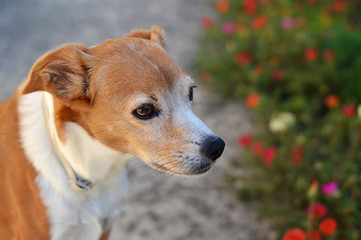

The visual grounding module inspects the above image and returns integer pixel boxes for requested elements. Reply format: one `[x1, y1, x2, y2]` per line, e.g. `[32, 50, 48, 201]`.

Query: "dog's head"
[22, 26, 225, 176]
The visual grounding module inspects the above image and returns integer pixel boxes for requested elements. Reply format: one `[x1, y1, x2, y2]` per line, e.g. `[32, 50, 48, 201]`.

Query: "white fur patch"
[18, 91, 133, 240]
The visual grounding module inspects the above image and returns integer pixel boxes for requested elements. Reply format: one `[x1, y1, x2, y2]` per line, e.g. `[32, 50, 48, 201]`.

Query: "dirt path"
[0, 0, 270, 239]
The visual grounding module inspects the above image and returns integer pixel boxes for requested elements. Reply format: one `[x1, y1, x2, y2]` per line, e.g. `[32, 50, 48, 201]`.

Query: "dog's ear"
[126, 25, 167, 48]
[22, 44, 93, 105]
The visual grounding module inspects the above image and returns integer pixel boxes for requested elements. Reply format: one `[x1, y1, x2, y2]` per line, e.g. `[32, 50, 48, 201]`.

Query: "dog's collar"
[41, 93, 94, 193]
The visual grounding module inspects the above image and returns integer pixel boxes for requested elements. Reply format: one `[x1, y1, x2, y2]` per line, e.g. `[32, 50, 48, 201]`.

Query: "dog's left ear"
[126, 25, 167, 48]
[22, 44, 94, 106]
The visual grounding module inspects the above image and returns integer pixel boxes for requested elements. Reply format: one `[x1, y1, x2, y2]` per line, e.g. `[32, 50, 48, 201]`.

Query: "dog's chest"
[36, 169, 129, 240]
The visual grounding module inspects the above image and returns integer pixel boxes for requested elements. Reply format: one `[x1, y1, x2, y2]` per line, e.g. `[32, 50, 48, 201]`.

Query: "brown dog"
[0, 26, 225, 240]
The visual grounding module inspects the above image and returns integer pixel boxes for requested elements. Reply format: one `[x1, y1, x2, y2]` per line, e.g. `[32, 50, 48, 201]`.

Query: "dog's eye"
[189, 86, 197, 101]
[132, 104, 157, 120]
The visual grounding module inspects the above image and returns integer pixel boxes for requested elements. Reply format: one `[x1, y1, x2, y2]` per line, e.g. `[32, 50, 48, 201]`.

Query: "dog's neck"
[41, 92, 133, 188]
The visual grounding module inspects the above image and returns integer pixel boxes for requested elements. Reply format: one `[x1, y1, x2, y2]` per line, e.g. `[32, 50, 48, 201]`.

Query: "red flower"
[263, 146, 277, 168]
[245, 92, 260, 109]
[324, 95, 339, 109]
[304, 230, 321, 240]
[251, 15, 268, 30]
[332, 0, 346, 12]
[319, 218, 337, 236]
[305, 48, 318, 62]
[252, 141, 264, 156]
[342, 104, 356, 117]
[238, 135, 253, 148]
[200, 17, 214, 29]
[282, 228, 305, 240]
[292, 145, 304, 165]
[307, 203, 327, 219]
[216, 0, 230, 13]
[271, 69, 284, 81]
[244, 0, 258, 15]
[235, 52, 253, 65]
[323, 49, 335, 61]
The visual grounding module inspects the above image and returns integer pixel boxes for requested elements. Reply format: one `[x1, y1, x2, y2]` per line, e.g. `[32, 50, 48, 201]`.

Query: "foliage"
[198, 0, 361, 239]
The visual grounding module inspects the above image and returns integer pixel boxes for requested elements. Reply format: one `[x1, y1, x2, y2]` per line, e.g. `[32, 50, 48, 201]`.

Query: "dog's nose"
[201, 136, 225, 161]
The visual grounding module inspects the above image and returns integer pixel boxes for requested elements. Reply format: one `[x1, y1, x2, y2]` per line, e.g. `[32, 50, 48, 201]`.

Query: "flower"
[263, 146, 277, 168]
[307, 203, 327, 219]
[245, 92, 260, 109]
[216, 0, 230, 13]
[324, 95, 339, 109]
[269, 112, 296, 132]
[252, 141, 264, 156]
[292, 145, 304, 165]
[222, 22, 234, 35]
[238, 134, 253, 148]
[200, 72, 211, 82]
[319, 218, 337, 236]
[244, 0, 258, 15]
[323, 49, 335, 61]
[281, 17, 294, 30]
[307, 179, 318, 199]
[321, 181, 338, 196]
[332, 0, 346, 12]
[304, 230, 321, 240]
[342, 104, 356, 117]
[305, 48, 318, 62]
[236, 52, 253, 65]
[282, 228, 305, 240]
[200, 17, 214, 29]
[251, 15, 268, 30]
[271, 69, 284, 81]
[307, 0, 317, 4]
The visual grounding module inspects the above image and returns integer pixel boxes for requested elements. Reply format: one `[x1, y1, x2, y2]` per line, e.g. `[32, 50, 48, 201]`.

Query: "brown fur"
[0, 92, 50, 239]
[0, 25, 201, 239]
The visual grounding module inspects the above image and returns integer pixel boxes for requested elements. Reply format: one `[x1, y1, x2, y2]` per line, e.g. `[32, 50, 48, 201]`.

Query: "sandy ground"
[0, 0, 271, 239]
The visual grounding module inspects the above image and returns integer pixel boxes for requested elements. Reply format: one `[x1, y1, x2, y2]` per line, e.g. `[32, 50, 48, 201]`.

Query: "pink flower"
[281, 17, 294, 30]
[263, 146, 277, 168]
[222, 22, 234, 35]
[342, 104, 356, 117]
[321, 181, 338, 196]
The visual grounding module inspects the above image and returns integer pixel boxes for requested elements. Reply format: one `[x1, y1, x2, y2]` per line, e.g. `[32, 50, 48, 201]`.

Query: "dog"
[0, 26, 225, 240]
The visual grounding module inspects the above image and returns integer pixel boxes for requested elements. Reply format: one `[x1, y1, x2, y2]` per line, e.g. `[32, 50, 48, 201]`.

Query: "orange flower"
[245, 92, 260, 109]
[305, 48, 318, 62]
[216, 0, 230, 13]
[319, 218, 337, 236]
[200, 16, 214, 29]
[235, 52, 253, 65]
[251, 15, 268, 30]
[282, 228, 305, 240]
[324, 95, 339, 109]
[200, 72, 211, 82]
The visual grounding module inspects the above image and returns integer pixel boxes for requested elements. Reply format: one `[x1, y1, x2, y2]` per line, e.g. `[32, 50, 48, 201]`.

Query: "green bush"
[198, 1, 361, 239]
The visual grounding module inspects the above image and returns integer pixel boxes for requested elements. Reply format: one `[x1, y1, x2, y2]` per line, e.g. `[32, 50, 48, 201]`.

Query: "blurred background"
[1, 0, 360, 239]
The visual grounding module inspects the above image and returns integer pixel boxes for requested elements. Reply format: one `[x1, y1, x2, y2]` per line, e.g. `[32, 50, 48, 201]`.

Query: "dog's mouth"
[149, 160, 212, 176]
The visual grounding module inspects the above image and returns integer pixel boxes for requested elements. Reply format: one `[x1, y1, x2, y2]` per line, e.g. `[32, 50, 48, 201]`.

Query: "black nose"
[201, 136, 225, 161]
